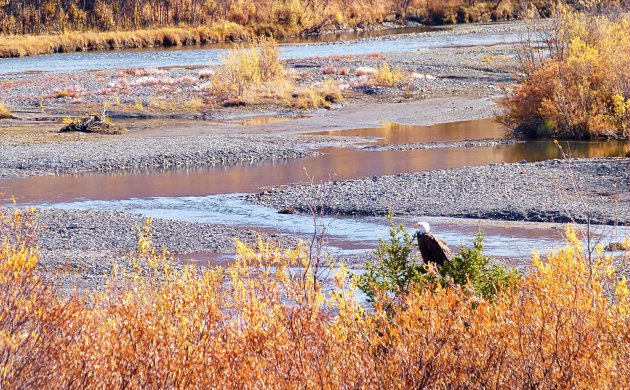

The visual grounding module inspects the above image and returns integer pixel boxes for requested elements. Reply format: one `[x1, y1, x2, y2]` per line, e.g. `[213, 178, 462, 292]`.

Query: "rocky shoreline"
[0, 134, 318, 177]
[360, 138, 523, 151]
[1, 18, 627, 292]
[35, 208, 299, 290]
[251, 158, 630, 225]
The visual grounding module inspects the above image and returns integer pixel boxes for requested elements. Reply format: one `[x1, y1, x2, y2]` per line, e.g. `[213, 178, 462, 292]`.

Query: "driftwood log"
[59, 114, 122, 134]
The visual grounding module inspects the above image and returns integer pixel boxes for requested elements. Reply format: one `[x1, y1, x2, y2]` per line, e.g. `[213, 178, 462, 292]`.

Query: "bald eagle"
[415, 222, 452, 267]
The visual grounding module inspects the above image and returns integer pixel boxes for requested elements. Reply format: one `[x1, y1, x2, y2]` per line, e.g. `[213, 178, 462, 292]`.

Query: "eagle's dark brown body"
[417, 232, 452, 267]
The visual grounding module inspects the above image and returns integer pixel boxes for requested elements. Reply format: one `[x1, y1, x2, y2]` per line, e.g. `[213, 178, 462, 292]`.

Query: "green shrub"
[356, 216, 520, 305]
[356, 218, 425, 304]
[441, 233, 521, 298]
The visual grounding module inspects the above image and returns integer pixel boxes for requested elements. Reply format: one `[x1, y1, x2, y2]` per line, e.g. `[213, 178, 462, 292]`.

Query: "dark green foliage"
[355, 218, 425, 303]
[441, 233, 521, 299]
[356, 217, 520, 305]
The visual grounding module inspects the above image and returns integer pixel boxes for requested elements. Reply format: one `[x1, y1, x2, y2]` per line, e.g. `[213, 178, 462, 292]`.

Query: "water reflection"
[310, 118, 508, 144]
[1, 137, 626, 205]
[215, 116, 311, 126]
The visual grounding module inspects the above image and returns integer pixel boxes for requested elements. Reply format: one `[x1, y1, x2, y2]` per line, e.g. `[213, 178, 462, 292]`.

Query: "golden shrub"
[210, 37, 286, 101]
[372, 62, 409, 87]
[501, 8, 630, 139]
[210, 38, 344, 108]
[0, 102, 14, 119]
[1, 209, 628, 388]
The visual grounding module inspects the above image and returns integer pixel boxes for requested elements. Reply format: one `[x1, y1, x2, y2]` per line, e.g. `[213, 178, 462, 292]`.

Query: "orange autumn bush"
[501, 6, 630, 139]
[1, 208, 629, 387]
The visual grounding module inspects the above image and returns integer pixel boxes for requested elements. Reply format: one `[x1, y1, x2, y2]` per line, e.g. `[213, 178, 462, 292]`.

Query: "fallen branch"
[59, 114, 123, 135]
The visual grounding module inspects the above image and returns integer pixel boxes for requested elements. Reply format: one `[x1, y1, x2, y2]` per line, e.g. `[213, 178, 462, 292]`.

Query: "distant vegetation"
[2, 206, 630, 387]
[501, 3, 630, 139]
[0, 0, 613, 57]
[210, 38, 344, 108]
[0, 102, 15, 119]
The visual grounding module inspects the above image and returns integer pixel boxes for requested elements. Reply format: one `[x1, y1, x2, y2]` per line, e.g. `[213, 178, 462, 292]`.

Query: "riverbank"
[251, 158, 630, 225]
[2, 19, 627, 293]
[0, 17, 534, 59]
[34, 208, 299, 290]
[0, 21, 523, 118]
[0, 96, 499, 179]
[0, 134, 319, 177]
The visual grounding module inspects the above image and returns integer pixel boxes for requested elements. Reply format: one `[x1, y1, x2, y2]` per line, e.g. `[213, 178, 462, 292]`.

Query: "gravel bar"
[0, 134, 316, 176]
[35, 208, 297, 290]
[251, 158, 630, 225]
[360, 138, 523, 151]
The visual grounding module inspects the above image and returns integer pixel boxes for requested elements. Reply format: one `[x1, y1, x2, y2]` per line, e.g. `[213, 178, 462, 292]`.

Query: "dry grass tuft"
[210, 37, 285, 101]
[183, 96, 205, 112]
[210, 38, 344, 109]
[0, 102, 15, 119]
[294, 77, 344, 109]
[54, 89, 81, 99]
[372, 62, 409, 87]
[337, 67, 351, 76]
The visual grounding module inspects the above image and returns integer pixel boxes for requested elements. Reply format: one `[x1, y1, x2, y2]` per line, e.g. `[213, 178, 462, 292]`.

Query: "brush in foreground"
[0, 209, 628, 387]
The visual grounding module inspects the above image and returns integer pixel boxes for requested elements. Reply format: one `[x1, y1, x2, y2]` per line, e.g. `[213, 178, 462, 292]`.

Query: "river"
[4, 118, 627, 263]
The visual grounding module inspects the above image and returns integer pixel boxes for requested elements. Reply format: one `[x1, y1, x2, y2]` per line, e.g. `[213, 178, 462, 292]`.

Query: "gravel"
[360, 138, 523, 151]
[251, 158, 630, 225]
[0, 20, 526, 117]
[35, 208, 298, 290]
[0, 134, 317, 176]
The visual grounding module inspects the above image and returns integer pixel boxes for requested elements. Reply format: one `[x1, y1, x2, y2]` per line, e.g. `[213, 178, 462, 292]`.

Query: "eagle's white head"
[414, 221, 431, 235]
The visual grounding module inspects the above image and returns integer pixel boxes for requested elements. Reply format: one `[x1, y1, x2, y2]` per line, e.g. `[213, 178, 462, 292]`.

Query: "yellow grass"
[0, 102, 14, 119]
[54, 89, 80, 99]
[0, 23, 250, 58]
[210, 38, 344, 109]
[0, 1, 592, 58]
[294, 77, 344, 109]
[183, 97, 205, 112]
[372, 62, 409, 87]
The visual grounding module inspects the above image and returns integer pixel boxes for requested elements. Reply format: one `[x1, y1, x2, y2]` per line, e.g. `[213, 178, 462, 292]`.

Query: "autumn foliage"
[0, 0, 601, 57]
[210, 38, 344, 108]
[501, 6, 630, 139]
[0, 102, 14, 119]
[1, 208, 629, 387]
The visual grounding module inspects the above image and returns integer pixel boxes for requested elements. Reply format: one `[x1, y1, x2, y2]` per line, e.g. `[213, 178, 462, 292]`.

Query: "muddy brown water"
[1, 119, 627, 206]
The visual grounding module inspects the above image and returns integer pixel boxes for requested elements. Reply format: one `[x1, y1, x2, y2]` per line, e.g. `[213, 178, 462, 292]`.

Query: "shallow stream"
[2, 118, 627, 262]
[0, 25, 521, 73]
